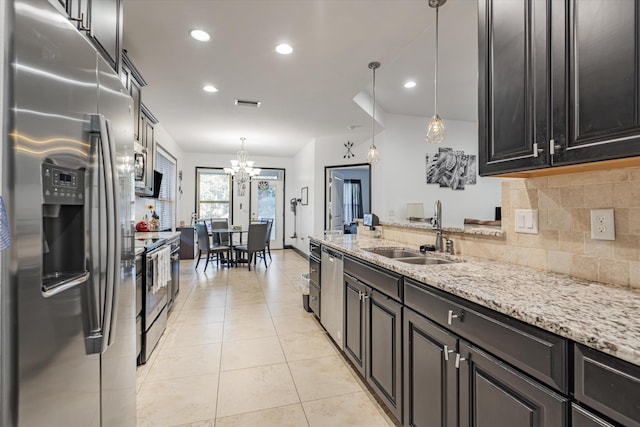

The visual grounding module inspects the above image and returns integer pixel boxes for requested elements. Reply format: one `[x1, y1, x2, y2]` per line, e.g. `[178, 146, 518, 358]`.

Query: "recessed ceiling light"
[190, 29, 211, 42]
[404, 81, 417, 88]
[203, 85, 218, 93]
[275, 43, 293, 55]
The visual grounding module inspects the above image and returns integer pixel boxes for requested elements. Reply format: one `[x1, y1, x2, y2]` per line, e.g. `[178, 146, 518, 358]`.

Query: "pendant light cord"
[434, 5, 438, 115]
[372, 66, 376, 148]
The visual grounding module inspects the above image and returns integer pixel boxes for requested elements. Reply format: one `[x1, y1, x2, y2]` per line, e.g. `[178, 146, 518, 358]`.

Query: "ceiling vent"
[235, 99, 261, 108]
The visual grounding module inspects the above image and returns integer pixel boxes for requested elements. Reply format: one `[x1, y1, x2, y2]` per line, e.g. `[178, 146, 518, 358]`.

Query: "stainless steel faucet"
[432, 200, 443, 252]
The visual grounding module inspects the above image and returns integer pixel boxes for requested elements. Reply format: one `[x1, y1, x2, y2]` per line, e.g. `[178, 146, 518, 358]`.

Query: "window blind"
[155, 148, 176, 231]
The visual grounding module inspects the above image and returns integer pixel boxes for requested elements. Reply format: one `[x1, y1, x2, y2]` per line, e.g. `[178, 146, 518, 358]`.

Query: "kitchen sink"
[396, 257, 455, 265]
[364, 248, 458, 265]
[364, 248, 422, 258]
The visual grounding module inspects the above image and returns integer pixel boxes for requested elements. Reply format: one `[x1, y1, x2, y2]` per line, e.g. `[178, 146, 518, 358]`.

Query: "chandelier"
[224, 137, 261, 195]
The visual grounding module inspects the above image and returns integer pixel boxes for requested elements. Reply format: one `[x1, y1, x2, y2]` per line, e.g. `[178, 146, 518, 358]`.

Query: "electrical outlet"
[590, 208, 615, 240]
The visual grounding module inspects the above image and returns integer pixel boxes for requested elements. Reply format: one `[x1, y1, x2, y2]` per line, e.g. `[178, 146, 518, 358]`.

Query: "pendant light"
[426, 0, 447, 144]
[367, 61, 381, 164]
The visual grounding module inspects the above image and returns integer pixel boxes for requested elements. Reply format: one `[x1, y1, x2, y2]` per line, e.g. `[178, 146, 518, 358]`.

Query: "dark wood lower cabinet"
[459, 341, 569, 427]
[403, 308, 458, 427]
[367, 289, 402, 422]
[344, 274, 365, 375]
[343, 272, 402, 422]
[572, 404, 616, 427]
[309, 281, 320, 317]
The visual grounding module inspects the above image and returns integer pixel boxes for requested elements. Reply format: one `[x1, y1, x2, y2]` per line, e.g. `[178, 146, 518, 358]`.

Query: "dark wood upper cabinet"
[553, 0, 640, 166]
[478, 0, 550, 175]
[57, 0, 122, 72]
[87, 0, 121, 72]
[479, 0, 640, 176]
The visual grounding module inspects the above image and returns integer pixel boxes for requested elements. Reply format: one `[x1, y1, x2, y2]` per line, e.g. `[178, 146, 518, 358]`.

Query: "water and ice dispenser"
[41, 162, 87, 294]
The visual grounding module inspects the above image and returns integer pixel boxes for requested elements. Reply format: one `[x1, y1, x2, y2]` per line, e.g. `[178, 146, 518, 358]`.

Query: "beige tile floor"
[136, 249, 396, 427]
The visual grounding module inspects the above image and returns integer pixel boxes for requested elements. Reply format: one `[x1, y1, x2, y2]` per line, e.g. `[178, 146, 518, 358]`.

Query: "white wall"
[312, 135, 372, 238]
[371, 114, 502, 228]
[289, 140, 315, 253]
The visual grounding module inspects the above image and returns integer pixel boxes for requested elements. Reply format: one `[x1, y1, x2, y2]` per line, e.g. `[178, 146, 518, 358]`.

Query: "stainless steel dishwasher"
[321, 246, 344, 350]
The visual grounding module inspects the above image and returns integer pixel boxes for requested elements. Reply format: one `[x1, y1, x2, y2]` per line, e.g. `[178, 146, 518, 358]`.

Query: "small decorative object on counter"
[148, 211, 160, 231]
[135, 221, 149, 232]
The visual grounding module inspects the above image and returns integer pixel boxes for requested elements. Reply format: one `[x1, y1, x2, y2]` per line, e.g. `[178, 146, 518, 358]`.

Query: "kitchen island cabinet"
[312, 234, 640, 427]
[459, 341, 568, 427]
[344, 260, 403, 423]
[478, 0, 640, 176]
[403, 308, 458, 427]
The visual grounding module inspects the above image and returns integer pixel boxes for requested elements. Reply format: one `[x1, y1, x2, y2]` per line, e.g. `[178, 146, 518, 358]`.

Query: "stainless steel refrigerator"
[0, 0, 136, 425]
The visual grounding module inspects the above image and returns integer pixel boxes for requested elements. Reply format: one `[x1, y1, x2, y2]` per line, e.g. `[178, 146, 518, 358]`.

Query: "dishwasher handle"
[322, 246, 343, 260]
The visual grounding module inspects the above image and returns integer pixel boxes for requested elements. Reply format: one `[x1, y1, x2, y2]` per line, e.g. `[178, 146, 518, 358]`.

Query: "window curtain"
[343, 179, 363, 224]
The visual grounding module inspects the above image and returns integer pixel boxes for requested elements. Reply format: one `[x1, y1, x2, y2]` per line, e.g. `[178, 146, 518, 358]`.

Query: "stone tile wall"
[370, 166, 640, 289]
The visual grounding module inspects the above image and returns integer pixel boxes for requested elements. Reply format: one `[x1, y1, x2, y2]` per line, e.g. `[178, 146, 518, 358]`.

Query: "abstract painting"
[426, 147, 477, 190]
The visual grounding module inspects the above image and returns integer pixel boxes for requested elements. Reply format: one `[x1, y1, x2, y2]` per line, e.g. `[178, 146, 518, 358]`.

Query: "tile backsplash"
[376, 166, 640, 289]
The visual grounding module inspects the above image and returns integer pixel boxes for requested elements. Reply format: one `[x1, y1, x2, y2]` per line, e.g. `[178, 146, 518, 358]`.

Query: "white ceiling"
[122, 0, 478, 157]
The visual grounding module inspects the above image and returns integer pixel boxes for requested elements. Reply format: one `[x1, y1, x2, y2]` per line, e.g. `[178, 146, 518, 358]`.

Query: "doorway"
[249, 169, 284, 250]
[325, 164, 371, 233]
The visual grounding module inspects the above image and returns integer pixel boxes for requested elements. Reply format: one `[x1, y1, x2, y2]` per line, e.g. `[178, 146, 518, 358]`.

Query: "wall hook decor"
[343, 141, 355, 159]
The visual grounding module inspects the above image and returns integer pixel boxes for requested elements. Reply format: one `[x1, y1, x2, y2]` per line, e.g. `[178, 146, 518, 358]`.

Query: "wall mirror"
[324, 163, 371, 234]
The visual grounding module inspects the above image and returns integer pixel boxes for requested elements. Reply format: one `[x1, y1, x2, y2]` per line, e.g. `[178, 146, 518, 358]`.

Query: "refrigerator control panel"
[42, 163, 85, 205]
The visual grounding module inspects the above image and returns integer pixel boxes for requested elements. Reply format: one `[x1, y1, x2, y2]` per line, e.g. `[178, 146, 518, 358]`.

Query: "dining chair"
[211, 218, 231, 265]
[257, 217, 273, 261]
[234, 222, 268, 271]
[195, 223, 230, 269]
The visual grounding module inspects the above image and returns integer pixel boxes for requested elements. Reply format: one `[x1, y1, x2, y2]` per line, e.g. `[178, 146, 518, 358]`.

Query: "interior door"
[250, 179, 283, 250]
[328, 170, 344, 231]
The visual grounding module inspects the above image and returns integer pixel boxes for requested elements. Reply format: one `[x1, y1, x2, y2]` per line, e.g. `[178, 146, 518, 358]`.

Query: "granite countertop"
[311, 234, 640, 367]
[135, 231, 182, 252]
[380, 219, 505, 237]
[135, 231, 181, 240]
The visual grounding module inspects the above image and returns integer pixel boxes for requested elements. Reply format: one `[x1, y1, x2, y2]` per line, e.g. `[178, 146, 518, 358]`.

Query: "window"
[343, 179, 363, 224]
[196, 168, 231, 218]
[155, 147, 176, 231]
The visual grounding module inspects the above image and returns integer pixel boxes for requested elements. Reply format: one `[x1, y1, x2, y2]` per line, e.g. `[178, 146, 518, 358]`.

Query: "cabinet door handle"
[532, 142, 544, 158]
[310, 268, 317, 272]
[455, 353, 467, 369]
[447, 309, 462, 325]
[549, 138, 562, 155]
[443, 345, 455, 361]
[362, 293, 370, 300]
[69, 13, 90, 32]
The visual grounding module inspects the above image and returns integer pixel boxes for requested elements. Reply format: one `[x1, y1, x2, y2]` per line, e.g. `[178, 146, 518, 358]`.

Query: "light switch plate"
[590, 208, 615, 240]
[515, 209, 539, 234]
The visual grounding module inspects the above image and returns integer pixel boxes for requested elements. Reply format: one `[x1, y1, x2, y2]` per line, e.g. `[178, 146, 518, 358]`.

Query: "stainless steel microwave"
[134, 142, 145, 181]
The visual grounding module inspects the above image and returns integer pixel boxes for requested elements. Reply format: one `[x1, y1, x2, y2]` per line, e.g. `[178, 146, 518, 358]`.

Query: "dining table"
[209, 228, 249, 267]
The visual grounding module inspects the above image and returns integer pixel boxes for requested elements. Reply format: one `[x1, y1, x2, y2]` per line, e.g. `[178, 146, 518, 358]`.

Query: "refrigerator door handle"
[103, 118, 121, 347]
[95, 115, 118, 351]
[84, 114, 118, 354]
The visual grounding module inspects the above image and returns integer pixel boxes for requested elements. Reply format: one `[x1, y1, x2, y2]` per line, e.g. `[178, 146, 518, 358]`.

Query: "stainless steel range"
[136, 238, 168, 364]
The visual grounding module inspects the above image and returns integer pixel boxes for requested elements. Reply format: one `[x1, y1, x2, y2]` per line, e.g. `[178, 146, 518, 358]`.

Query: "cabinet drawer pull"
[310, 268, 317, 272]
[443, 345, 455, 361]
[447, 309, 462, 325]
[455, 353, 467, 369]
